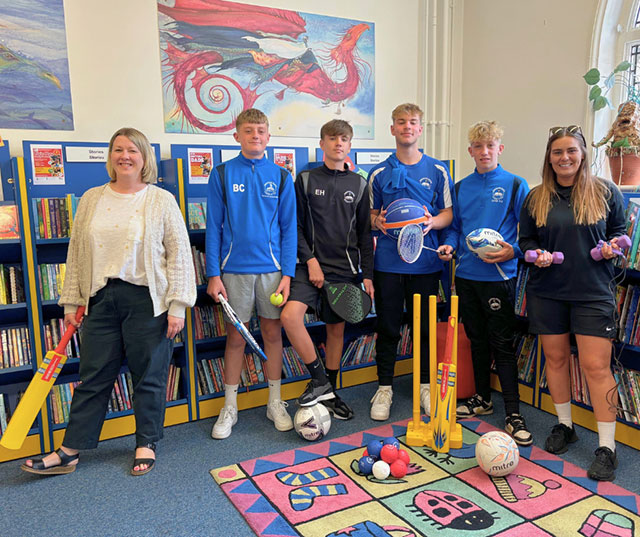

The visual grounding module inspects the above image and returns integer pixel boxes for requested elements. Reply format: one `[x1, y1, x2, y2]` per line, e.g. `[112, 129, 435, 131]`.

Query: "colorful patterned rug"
[211, 418, 640, 536]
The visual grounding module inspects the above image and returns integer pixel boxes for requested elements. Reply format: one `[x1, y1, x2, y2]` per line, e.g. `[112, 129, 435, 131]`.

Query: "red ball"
[397, 449, 410, 465]
[390, 459, 408, 478]
[380, 444, 399, 464]
[362, 449, 369, 457]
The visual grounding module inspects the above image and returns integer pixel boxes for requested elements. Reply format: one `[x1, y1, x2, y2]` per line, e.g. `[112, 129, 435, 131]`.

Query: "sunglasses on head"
[548, 125, 584, 140]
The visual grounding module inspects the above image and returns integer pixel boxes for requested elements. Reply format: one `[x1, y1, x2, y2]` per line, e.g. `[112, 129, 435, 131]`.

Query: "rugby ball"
[466, 228, 503, 260]
[383, 198, 429, 237]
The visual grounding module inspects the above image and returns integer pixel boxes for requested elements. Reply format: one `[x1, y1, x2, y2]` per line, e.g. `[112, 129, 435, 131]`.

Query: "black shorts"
[289, 265, 358, 325]
[526, 293, 616, 338]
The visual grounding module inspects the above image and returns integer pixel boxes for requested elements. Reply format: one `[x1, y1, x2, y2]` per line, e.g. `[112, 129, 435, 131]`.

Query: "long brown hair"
[526, 128, 609, 226]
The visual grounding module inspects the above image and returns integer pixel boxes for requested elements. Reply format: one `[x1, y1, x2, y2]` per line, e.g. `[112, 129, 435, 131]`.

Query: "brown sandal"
[131, 442, 156, 476]
[21, 448, 79, 475]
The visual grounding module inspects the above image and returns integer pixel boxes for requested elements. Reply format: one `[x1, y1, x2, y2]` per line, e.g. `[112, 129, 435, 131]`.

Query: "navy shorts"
[526, 293, 617, 338]
[289, 265, 357, 325]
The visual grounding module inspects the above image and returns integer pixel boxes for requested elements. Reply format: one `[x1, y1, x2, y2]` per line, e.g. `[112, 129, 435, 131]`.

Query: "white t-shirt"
[90, 184, 149, 296]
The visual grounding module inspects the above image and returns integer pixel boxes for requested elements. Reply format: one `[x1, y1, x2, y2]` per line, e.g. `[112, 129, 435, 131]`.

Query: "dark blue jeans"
[64, 279, 172, 449]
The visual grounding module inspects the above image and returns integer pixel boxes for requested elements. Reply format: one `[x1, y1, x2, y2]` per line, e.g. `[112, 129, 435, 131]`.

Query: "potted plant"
[584, 61, 640, 185]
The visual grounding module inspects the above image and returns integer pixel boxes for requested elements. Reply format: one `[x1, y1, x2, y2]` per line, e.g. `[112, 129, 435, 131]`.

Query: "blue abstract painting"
[158, 0, 375, 138]
[0, 0, 73, 130]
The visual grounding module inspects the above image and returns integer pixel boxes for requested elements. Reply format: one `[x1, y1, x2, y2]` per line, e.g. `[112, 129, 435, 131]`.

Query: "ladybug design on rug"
[409, 490, 496, 530]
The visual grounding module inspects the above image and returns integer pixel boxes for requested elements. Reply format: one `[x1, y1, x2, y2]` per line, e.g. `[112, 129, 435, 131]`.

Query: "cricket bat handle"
[56, 306, 86, 352]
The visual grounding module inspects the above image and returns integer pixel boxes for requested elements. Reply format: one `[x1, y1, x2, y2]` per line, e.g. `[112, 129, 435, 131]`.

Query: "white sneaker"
[266, 399, 294, 431]
[211, 405, 237, 439]
[370, 386, 393, 421]
[420, 384, 431, 416]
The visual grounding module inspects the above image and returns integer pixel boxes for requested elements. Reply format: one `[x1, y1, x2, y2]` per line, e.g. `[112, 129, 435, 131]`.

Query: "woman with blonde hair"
[21, 127, 196, 476]
[519, 125, 626, 481]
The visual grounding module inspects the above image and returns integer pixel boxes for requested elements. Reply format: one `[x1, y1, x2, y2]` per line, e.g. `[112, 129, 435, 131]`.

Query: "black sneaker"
[544, 423, 578, 454]
[587, 446, 618, 481]
[321, 394, 354, 420]
[456, 394, 493, 418]
[505, 414, 533, 446]
[297, 378, 335, 407]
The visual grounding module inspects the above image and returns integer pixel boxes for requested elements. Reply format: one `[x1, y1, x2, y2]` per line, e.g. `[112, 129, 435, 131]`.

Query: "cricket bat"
[433, 315, 457, 453]
[0, 306, 85, 450]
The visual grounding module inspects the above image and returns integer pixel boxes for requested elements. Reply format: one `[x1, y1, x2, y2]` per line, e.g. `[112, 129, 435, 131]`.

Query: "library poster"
[273, 149, 296, 178]
[0, 0, 74, 130]
[188, 148, 213, 184]
[158, 0, 375, 138]
[31, 144, 65, 185]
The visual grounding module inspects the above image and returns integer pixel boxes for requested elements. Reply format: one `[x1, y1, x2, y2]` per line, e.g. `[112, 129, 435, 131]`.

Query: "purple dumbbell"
[524, 250, 564, 264]
[590, 234, 631, 261]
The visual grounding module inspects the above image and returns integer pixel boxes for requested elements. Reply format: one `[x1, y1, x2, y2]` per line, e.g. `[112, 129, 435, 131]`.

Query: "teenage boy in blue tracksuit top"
[439, 120, 532, 446]
[368, 103, 453, 421]
[206, 108, 297, 440]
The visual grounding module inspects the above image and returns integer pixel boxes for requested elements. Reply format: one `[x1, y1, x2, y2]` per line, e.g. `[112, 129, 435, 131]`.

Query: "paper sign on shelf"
[187, 148, 213, 184]
[65, 146, 108, 162]
[356, 152, 392, 165]
[31, 144, 65, 185]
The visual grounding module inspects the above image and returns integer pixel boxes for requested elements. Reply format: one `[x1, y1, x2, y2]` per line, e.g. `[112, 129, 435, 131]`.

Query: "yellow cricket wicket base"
[405, 294, 462, 450]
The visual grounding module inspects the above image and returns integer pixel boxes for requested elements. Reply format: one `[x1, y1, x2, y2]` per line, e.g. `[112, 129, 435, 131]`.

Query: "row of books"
[616, 197, 640, 270]
[193, 304, 226, 339]
[341, 325, 413, 368]
[282, 347, 307, 379]
[196, 353, 267, 395]
[0, 264, 25, 305]
[515, 334, 537, 383]
[43, 317, 80, 358]
[32, 195, 79, 239]
[616, 284, 640, 344]
[0, 392, 14, 435]
[192, 246, 207, 286]
[613, 364, 640, 425]
[188, 201, 206, 230]
[38, 263, 65, 301]
[514, 265, 529, 317]
[50, 365, 184, 425]
[569, 353, 591, 407]
[0, 326, 33, 369]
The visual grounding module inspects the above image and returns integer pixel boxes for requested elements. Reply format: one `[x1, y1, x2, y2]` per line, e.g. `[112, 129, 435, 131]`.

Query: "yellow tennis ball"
[270, 293, 283, 306]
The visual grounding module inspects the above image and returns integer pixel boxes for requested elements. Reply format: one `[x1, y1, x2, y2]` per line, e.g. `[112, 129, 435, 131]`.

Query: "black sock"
[326, 368, 338, 390]
[307, 358, 329, 383]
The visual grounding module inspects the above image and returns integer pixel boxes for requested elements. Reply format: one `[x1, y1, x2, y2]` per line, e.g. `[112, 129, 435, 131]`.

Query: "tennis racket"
[323, 282, 372, 324]
[397, 223, 448, 263]
[218, 294, 268, 362]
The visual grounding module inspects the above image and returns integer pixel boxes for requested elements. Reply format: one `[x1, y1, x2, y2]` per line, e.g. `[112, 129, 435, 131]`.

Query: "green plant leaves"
[612, 137, 631, 148]
[589, 86, 602, 100]
[583, 68, 601, 85]
[593, 95, 610, 111]
[614, 60, 631, 73]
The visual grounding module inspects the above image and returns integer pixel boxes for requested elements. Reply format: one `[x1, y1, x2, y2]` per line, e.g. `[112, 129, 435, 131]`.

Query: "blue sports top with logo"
[205, 153, 297, 277]
[442, 164, 530, 282]
[369, 153, 453, 274]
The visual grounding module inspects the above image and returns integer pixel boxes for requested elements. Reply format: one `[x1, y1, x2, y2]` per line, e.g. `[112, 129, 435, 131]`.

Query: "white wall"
[458, 0, 599, 184]
[2, 0, 421, 159]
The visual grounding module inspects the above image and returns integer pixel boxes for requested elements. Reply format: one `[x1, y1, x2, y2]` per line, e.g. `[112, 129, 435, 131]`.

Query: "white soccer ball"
[294, 404, 331, 441]
[465, 228, 504, 260]
[475, 431, 520, 476]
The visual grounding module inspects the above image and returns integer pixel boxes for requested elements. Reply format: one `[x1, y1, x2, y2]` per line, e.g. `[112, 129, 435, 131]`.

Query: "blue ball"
[358, 456, 375, 475]
[383, 436, 400, 449]
[367, 440, 383, 459]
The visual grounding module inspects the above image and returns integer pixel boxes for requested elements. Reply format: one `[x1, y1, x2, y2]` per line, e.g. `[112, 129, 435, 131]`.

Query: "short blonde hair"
[392, 103, 423, 123]
[106, 127, 157, 184]
[468, 121, 504, 144]
[236, 108, 269, 129]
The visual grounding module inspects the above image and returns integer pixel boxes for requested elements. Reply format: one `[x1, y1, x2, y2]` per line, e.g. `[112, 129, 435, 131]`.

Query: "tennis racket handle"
[524, 250, 564, 264]
[590, 235, 631, 261]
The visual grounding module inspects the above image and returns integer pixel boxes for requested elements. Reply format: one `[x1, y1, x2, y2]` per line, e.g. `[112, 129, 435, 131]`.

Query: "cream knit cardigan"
[59, 184, 196, 318]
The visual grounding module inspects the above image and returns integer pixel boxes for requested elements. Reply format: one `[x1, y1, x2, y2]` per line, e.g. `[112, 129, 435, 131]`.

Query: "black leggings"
[373, 270, 441, 386]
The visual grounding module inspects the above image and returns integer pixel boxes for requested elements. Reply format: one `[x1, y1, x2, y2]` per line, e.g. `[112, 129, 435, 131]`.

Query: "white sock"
[420, 383, 430, 393]
[554, 401, 573, 428]
[224, 384, 239, 408]
[597, 421, 616, 452]
[268, 378, 282, 403]
[378, 385, 392, 393]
